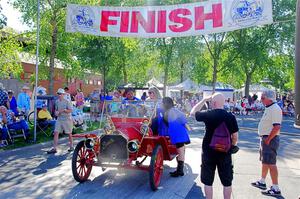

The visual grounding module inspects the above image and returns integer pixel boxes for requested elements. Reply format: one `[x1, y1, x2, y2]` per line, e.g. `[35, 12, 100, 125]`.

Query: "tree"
[11, 0, 102, 94]
[0, 28, 23, 78]
[0, 5, 7, 29]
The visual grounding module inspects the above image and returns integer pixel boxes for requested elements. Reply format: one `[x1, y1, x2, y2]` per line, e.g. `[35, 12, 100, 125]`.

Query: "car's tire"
[149, 144, 164, 191]
[72, 140, 93, 183]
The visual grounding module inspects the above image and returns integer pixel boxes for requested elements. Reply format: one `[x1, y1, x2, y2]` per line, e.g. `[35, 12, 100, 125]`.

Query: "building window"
[24, 72, 31, 79]
[89, 80, 93, 85]
[98, 81, 101, 85]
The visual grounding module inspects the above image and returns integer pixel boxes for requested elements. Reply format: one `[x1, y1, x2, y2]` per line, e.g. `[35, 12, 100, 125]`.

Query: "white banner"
[66, 0, 273, 38]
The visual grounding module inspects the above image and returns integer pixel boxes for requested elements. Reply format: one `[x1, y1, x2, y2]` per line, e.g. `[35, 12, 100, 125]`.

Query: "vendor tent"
[169, 78, 199, 92]
[201, 82, 235, 100]
[236, 84, 276, 99]
[145, 77, 163, 88]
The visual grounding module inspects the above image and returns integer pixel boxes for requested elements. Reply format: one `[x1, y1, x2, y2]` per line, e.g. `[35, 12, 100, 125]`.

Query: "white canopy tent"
[236, 84, 276, 99]
[201, 82, 235, 100]
[145, 77, 163, 88]
[169, 78, 199, 92]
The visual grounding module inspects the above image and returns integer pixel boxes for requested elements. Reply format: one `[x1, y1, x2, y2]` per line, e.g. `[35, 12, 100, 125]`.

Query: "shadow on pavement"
[32, 154, 69, 175]
[261, 194, 285, 199]
[65, 163, 198, 199]
[185, 182, 205, 199]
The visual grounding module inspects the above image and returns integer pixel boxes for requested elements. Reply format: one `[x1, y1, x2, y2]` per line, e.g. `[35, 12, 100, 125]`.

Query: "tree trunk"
[180, 60, 184, 99]
[163, 58, 169, 97]
[295, 0, 300, 127]
[122, 58, 128, 84]
[102, 65, 106, 92]
[49, 17, 58, 95]
[245, 74, 251, 98]
[123, 66, 128, 84]
[212, 58, 218, 93]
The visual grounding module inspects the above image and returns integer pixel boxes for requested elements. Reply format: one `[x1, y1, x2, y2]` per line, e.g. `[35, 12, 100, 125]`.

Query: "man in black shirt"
[190, 93, 239, 199]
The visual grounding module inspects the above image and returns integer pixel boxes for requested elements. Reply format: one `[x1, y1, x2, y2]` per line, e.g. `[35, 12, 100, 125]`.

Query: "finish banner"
[65, 0, 273, 38]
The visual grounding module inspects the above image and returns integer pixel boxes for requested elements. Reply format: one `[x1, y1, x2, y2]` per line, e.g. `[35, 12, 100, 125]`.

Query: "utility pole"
[295, 0, 300, 128]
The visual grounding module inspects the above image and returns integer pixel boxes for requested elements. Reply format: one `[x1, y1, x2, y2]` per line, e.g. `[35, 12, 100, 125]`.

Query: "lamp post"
[295, 0, 300, 128]
[33, 0, 41, 141]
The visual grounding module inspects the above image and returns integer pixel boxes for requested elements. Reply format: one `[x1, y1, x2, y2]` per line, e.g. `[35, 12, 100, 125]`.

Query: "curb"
[0, 130, 99, 154]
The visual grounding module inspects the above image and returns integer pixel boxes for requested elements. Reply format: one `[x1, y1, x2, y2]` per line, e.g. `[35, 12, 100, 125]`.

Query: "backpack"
[209, 121, 231, 153]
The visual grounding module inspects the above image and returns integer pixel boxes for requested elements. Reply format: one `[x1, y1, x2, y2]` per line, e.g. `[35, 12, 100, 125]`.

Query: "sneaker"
[47, 148, 57, 154]
[262, 186, 281, 196]
[68, 147, 74, 152]
[251, 181, 267, 190]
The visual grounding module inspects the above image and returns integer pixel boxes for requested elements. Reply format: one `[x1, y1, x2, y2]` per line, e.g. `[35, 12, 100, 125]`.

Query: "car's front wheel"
[72, 140, 94, 182]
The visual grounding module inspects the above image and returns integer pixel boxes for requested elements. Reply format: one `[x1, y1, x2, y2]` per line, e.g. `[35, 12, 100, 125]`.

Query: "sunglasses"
[148, 91, 153, 94]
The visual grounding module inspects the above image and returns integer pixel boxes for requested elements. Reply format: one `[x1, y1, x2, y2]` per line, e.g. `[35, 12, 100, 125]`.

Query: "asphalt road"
[0, 115, 299, 199]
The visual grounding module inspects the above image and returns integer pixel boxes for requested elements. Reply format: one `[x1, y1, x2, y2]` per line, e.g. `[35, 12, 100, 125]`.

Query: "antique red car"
[71, 101, 178, 190]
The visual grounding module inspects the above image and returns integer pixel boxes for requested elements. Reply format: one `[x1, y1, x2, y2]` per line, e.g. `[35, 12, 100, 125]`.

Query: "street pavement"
[0, 115, 299, 199]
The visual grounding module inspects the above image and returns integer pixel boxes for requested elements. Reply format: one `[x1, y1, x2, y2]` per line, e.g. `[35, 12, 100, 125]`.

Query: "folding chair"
[6, 124, 26, 144]
[36, 119, 53, 137]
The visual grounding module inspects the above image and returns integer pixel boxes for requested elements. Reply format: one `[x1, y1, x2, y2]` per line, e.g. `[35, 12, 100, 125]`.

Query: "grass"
[0, 121, 102, 151]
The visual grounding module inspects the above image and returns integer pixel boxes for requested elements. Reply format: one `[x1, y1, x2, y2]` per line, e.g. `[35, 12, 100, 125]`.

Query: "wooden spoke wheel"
[149, 144, 164, 191]
[72, 141, 94, 182]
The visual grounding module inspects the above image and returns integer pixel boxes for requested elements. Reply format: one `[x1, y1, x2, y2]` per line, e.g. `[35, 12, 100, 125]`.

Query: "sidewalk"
[0, 117, 299, 199]
[186, 117, 300, 199]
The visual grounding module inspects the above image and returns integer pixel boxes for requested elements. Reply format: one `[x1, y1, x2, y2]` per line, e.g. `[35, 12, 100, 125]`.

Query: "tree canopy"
[2, 0, 297, 95]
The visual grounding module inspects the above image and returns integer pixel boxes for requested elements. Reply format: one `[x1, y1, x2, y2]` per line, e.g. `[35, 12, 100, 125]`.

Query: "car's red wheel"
[149, 144, 164, 191]
[72, 140, 94, 182]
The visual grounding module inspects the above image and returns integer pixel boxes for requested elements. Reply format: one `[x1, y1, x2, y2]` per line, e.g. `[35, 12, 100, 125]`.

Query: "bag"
[209, 122, 231, 153]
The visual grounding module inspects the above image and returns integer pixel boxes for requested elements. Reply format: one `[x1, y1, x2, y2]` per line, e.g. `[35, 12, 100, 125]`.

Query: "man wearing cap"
[90, 89, 100, 121]
[251, 90, 282, 196]
[17, 85, 31, 118]
[47, 88, 73, 154]
[0, 83, 9, 108]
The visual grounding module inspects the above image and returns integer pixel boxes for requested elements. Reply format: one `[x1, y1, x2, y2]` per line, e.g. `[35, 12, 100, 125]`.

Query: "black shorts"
[201, 151, 233, 187]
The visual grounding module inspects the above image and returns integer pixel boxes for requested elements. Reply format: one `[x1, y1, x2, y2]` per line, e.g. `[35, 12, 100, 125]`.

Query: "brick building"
[1, 54, 103, 97]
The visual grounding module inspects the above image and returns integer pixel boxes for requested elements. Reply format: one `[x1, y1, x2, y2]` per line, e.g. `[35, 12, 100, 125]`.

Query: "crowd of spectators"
[171, 93, 295, 118]
[0, 81, 297, 149]
[0, 83, 32, 147]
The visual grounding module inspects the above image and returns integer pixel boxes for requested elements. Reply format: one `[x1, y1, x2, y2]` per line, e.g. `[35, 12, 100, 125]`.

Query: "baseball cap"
[57, 88, 65, 94]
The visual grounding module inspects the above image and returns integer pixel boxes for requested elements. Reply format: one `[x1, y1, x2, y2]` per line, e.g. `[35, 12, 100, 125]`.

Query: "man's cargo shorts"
[260, 135, 279, 165]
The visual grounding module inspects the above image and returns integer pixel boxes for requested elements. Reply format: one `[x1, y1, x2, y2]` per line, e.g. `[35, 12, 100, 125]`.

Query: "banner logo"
[71, 6, 96, 33]
[231, 0, 264, 27]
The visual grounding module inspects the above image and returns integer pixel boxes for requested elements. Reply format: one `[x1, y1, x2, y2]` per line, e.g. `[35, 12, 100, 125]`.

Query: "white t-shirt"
[258, 103, 282, 136]
[64, 93, 71, 102]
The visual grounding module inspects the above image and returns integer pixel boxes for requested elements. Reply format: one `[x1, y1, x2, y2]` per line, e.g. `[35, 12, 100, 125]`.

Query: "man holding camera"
[190, 93, 239, 199]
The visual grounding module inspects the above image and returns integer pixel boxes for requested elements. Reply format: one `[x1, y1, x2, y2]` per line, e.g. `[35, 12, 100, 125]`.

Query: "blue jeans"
[8, 120, 30, 138]
[0, 127, 8, 140]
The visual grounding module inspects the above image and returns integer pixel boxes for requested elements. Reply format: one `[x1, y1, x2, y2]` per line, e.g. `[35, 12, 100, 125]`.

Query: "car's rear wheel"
[72, 140, 93, 182]
[149, 144, 164, 191]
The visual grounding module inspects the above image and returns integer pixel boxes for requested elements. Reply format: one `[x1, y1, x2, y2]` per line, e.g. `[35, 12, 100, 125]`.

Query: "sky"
[1, 1, 30, 32]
